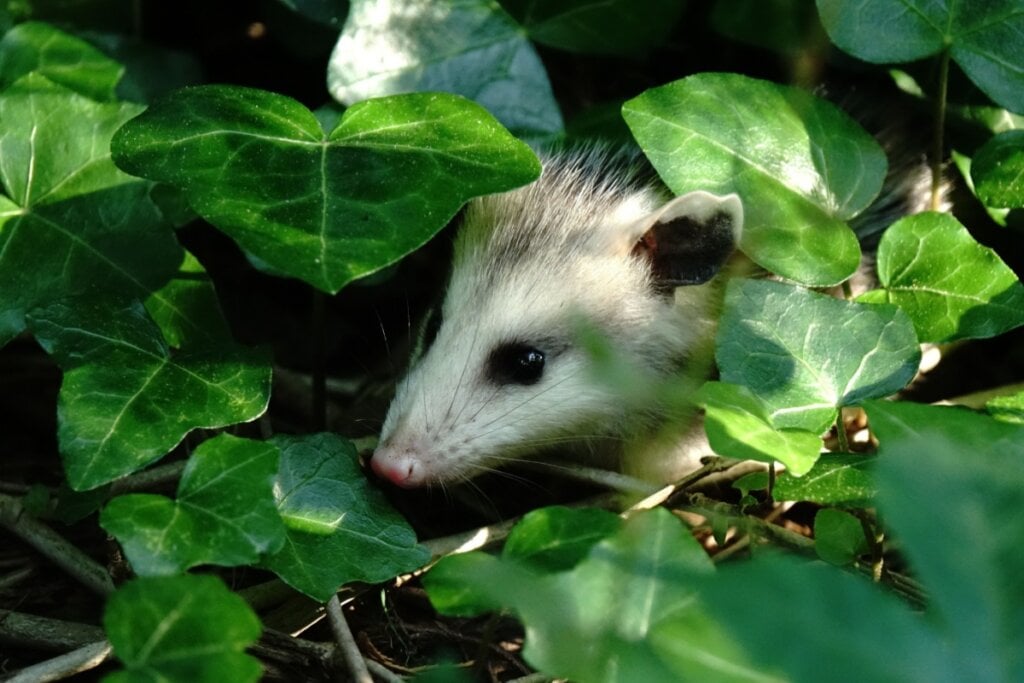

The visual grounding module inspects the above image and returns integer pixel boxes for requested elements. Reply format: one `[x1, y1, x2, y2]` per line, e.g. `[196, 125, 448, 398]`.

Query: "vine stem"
[930, 46, 952, 211]
[311, 288, 328, 432]
[835, 407, 850, 452]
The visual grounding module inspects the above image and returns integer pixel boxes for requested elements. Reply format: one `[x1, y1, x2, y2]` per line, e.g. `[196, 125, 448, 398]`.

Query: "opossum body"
[371, 148, 742, 488]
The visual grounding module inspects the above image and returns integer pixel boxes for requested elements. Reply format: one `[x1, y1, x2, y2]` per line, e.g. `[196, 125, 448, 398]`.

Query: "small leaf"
[773, 453, 876, 506]
[103, 575, 261, 683]
[0, 21, 123, 100]
[501, 0, 685, 55]
[972, 129, 1024, 208]
[814, 508, 868, 565]
[28, 299, 270, 490]
[101, 435, 285, 575]
[328, 0, 563, 139]
[503, 505, 622, 572]
[623, 73, 885, 285]
[717, 279, 920, 434]
[817, 0, 1024, 113]
[112, 85, 541, 293]
[261, 433, 430, 601]
[696, 381, 823, 476]
[857, 212, 1024, 342]
[987, 390, 1024, 425]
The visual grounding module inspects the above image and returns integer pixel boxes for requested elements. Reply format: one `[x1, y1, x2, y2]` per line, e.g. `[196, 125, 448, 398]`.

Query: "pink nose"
[370, 447, 423, 488]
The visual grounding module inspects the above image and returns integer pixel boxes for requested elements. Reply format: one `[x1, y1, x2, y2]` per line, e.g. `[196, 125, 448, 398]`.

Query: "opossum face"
[371, 151, 741, 488]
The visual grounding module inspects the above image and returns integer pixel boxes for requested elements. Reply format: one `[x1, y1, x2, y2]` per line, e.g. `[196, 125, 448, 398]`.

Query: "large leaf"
[500, 0, 684, 55]
[623, 73, 885, 285]
[717, 279, 920, 434]
[857, 213, 1024, 342]
[100, 435, 285, 575]
[328, 0, 562, 139]
[972, 129, 1024, 208]
[696, 381, 823, 475]
[112, 86, 541, 293]
[27, 299, 270, 491]
[0, 73, 182, 346]
[866, 400, 1024, 682]
[817, 0, 1024, 113]
[773, 453, 876, 506]
[103, 575, 262, 683]
[0, 21, 123, 99]
[261, 433, 430, 601]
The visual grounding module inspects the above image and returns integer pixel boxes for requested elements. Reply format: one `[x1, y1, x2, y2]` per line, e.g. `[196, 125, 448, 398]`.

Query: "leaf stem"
[835, 407, 850, 452]
[930, 46, 951, 211]
[311, 289, 327, 432]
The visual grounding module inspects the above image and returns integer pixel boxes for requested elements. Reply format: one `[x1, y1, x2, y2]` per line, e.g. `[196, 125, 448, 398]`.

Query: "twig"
[110, 461, 187, 494]
[365, 658, 405, 683]
[0, 494, 113, 596]
[1, 640, 111, 683]
[0, 611, 105, 652]
[0, 564, 34, 590]
[326, 594, 372, 683]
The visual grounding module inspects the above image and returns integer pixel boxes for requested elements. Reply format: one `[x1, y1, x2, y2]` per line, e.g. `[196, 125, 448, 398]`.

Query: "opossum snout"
[370, 442, 426, 488]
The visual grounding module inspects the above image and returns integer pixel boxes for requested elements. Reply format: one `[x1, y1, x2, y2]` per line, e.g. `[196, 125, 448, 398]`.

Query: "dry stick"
[0, 611, 105, 651]
[3, 640, 112, 683]
[110, 460, 187, 494]
[0, 494, 113, 596]
[365, 659, 405, 683]
[326, 594, 372, 683]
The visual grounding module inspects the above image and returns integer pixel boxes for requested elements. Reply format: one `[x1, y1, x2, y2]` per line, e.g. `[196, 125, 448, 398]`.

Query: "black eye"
[486, 342, 546, 386]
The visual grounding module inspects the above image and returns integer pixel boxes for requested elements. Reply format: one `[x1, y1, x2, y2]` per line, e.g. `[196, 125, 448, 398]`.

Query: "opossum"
[370, 148, 742, 488]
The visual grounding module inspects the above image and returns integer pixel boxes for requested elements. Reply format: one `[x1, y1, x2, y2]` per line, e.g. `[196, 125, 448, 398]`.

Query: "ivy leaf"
[502, 505, 622, 572]
[0, 21, 123, 100]
[328, 0, 563, 139]
[857, 213, 1024, 342]
[695, 381, 822, 476]
[987, 391, 1024, 425]
[261, 433, 430, 601]
[773, 453, 876, 506]
[0, 74, 182, 346]
[972, 129, 1024, 208]
[813, 508, 869, 566]
[623, 73, 885, 285]
[717, 279, 920, 434]
[112, 85, 541, 293]
[103, 575, 261, 683]
[817, 0, 1024, 113]
[500, 0, 685, 55]
[27, 299, 270, 491]
[866, 400, 1024, 682]
[100, 435, 285, 575]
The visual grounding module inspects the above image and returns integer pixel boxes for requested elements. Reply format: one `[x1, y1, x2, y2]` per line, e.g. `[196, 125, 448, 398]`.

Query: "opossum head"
[371, 149, 742, 488]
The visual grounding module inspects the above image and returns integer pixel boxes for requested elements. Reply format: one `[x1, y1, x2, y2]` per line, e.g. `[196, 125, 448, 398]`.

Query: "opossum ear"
[630, 191, 742, 289]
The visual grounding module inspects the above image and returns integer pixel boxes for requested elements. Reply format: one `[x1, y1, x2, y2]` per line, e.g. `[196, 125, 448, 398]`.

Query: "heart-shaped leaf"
[773, 453, 876, 506]
[112, 85, 541, 293]
[623, 73, 885, 285]
[857, 212, 1024, 342]
[104, 574, 262, 683]
[100, 434, 285, 575]
[817, 0, 1024, 113]
[327, 0, 563, 139]
[0, 74, 182, 346]
[0, 21, 122, 100]
[502, 505, 622, 572]
[813, 508, 869, 565]
[717, 279, 920, 434]
[28, 298, 270, 491]
[261, 433, 430, 601]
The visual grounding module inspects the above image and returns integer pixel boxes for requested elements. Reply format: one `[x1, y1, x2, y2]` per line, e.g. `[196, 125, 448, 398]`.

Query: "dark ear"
[630, 191, 742, 290]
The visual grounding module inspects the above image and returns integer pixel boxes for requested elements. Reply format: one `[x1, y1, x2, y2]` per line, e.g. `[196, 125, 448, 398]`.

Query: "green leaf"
[813, 508, 868, 565]
[817, 0, 1024, 113]
[696, 382, 822, 475]
[773, 453, 876, 506]
[327, 0, 563, 139]
[0, 21, 123, 100]
[0, 74, 182, 345]
[698, 555, 954, 683]
[717, 279, 921, 434]
[711, 0, 825, 56]
[623, 73, 884, 285]
[866, 400, 1024, 681]
[100, 435, 285, 575]
[972, 129, 1024, 208]
[857, 212, 1024, 342]
[500, 0, 685, 55]
[428, 508, 769, 682]
[103, 575, 261, 683]
[987, 390, 1024, 425]
[261, 433, 430, 601]
[276, 0, 348, 28]
[27, 299, 270, 491]
[112, 85, 541, 294]
[502, 505, 622, 572]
